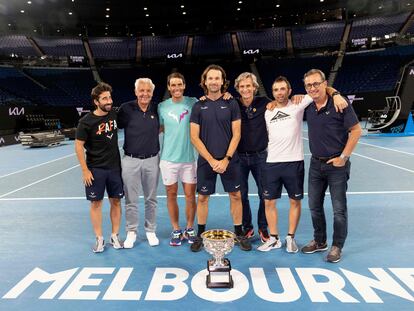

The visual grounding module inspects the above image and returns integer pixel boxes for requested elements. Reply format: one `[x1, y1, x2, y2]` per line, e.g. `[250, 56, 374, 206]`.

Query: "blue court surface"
[1, 129, 414, 311]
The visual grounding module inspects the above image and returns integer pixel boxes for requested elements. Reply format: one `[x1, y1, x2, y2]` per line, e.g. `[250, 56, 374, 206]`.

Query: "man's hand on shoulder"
[266, 100, 277, 111]
[222, 92, 233, 100]
[332, 94, 348, 113]
[291, 94, 305, 105]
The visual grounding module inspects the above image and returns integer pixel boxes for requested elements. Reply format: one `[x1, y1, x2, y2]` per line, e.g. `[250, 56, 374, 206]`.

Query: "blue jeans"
[308, 157, 350, 249]
[239, 150, 268, 231]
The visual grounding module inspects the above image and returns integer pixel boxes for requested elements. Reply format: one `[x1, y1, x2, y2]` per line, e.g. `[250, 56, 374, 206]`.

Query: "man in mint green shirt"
[158, 72, 198, 246]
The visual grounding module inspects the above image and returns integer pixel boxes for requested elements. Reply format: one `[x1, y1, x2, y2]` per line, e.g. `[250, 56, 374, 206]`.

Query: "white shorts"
[159, 160, 197, 186]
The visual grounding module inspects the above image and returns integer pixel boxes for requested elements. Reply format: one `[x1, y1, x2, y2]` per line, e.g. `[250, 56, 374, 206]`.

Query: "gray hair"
[234, 72, 259, 94]
[303, 69, 326, 81]
[135, 78, 155, 92]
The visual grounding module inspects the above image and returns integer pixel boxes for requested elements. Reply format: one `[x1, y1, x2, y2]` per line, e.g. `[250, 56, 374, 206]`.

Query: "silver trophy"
[201, 229, 236, 288]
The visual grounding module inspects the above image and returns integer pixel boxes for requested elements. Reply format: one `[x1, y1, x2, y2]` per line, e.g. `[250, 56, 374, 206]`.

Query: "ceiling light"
[69, 12, 73, 15]
[57, 29, 60, 32]
[237, 7, 241, 11]
[146, 14, 149, 17]
[276, 4, 280, 8]
[182, 12, 186, 15]
[105, 14, 110, 18]
[239, 1, 243, 3]
[181, 5, 185, 8]
[144, 7, 148, 10]
[106, 8, 110, 11]
[20, 10, 25, 13]
[27, 1, 32, 4]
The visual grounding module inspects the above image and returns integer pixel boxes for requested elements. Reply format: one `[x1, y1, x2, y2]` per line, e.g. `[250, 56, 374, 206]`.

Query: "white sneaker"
[285, 235, 298, 253]
[257, 236, 282, 252]
[124, 231, 136, 249]
[146, 232, 159, 246]
[110, 233, 124, 249]
[92, 237, 105, 253]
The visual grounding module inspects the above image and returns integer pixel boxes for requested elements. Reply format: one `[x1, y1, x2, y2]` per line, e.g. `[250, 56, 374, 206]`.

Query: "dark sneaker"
[243, 228, 254, 239]
[190, 236, 203, 252]
[326, 246, 342, 263]
[258, 228, 270, 243]
[257, 236, 282, 252]
[183, 227, 196, 244]
[301, 240, 328, 254]
[235, 235, 252, 251]
[110, 234, 123, 249]
[170, 229, 183, 246]
[93, 237, 105, 253]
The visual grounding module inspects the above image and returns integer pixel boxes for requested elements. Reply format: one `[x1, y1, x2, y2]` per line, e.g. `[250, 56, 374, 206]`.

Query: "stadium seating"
[89, 37, 136, 60]
[192, 33, 233, 56]
[23, 68, 96, 106]
[34, 37, 85, 56]
[0, 35, 37, 57]
[141, 35, 187, 59]
[349, 12, 410, 40]
[237, 27, 286, 53]
[334, 45, 414, 93]
[292, 21, 345, 49]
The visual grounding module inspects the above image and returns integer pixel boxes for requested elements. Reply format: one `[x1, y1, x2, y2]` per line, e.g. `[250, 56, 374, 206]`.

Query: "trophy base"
[206, 258, 233, 289]
[206, 274, 234, 288]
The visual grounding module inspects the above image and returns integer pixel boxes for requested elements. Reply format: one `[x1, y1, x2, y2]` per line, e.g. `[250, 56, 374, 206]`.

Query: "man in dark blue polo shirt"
[234, 72, 270, 243]
[301, 69, 362, 263]
[190, 64, 252, 252]
[117, 78, 160, 248]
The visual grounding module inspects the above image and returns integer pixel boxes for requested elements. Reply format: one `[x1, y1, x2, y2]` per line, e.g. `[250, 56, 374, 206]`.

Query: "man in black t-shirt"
[189, 64, 252, 252]
[75, 82, 124, 253]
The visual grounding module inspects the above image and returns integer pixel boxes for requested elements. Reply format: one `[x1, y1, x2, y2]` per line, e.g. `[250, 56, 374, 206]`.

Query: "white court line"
[0, 138, 125, 179]
[0, 153, 76, 179]
[1, 190, 414, 201]
[353, 152, 414, 174]
[303, 130, 414, 156]
[357, 141, 414, 156]
[0, 164, 79, 199]
[302, 137, 414, 174]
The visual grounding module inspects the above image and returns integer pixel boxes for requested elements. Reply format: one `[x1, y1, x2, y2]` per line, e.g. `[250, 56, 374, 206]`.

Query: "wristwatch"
[225, 155, 232, 161]
[332, 91, 341, 97]
[340, 153, 349, 162]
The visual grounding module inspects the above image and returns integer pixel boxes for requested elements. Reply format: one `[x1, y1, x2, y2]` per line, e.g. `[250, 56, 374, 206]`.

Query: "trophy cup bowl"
[201, 229, 236, 288]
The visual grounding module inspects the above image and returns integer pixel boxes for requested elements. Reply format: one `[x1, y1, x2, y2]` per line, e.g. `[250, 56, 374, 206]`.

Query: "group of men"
[75, 64, 361, 263]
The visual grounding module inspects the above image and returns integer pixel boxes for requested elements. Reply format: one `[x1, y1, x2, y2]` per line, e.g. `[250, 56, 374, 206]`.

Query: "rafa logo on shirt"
[96, 119, 118, 136]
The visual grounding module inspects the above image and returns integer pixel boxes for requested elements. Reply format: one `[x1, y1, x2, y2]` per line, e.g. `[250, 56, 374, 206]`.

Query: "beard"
[98, 103, 112, 112]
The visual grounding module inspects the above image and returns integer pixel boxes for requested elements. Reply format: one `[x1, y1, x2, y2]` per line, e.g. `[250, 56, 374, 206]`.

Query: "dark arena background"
[1, 0, 414, 310]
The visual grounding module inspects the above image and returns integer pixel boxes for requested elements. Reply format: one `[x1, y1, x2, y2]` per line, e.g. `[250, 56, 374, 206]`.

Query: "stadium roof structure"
[0, 0, 412, 37]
